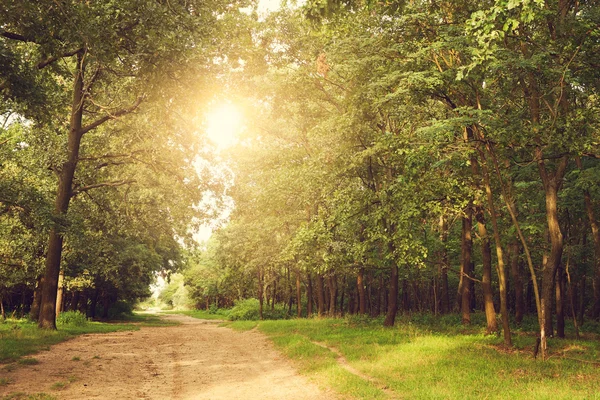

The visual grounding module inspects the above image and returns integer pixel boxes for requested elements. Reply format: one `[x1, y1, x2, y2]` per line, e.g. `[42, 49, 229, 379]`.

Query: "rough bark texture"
[38, 52, 85, 329]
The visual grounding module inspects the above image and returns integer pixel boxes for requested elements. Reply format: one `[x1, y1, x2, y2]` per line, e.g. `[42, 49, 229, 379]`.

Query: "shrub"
[56, 311, 88, 327]
[228, 298, 288, 321]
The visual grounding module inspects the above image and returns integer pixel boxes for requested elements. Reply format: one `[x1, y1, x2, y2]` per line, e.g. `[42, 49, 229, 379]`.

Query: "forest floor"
[0, 314, 335, 400]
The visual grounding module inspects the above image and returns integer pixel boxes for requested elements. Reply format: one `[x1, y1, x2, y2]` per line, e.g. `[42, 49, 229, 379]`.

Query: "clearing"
[0, 314, 334, 399]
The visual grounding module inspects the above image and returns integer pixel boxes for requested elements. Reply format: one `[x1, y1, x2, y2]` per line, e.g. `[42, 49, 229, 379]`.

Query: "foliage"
[55, 311, 87, 328]
[228, 299, 289, 321]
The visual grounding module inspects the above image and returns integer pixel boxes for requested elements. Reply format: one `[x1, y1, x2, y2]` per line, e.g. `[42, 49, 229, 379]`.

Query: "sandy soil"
[1, 314, 335, 399]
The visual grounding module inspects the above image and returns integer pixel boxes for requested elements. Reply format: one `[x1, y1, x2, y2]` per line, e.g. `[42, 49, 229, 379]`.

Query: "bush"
[56, 311, 88, 327]
[228, 298, 289, 321]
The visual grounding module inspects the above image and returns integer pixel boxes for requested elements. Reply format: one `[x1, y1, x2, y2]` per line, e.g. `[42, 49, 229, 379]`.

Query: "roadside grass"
[165, 309, 227, 320]
[0, 313, 170, 365]
[229, 313, 600, 400]
[1, 394, 57, 400]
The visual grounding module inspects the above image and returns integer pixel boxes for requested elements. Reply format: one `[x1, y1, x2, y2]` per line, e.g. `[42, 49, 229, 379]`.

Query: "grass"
[228, 313, 600, 400]
[1, 394, 57, 400]
[0, 312, 172, 365]
[164, 309, 227, 320]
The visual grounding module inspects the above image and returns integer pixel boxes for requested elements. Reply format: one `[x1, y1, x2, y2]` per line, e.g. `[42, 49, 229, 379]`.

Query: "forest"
[2, 0, 600, 365]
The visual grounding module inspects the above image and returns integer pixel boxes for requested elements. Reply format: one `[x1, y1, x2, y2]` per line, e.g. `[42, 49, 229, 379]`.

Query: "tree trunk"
[39, 52, 85, 330]
[30, 277, 43, 321]
[383, 264, 399, 327]
[70, 290, 80, 312]
[439, 215, 450, 314]
[556, 266, 565, 338]
[538, 155, 568, 339]
[317, 274, 325, 317]
[576, 158, 600, 319]
[357, 267, 366, 314]
[509, 241, 524, 324]
[461, 211, 473, 325]
[0, 295, 5, 320]
[476, 207, 498, 334]
[258, 269, 264, 320]
[306, 273, 313, 317]
[328, 273, 337, 316]
[296, 269, 302, 318]
[55, 270, 65, 316]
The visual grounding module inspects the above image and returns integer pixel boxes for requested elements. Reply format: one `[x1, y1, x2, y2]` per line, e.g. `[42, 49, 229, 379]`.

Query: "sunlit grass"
[229, 313, 600, 399]
[0, 317, 137, 364]
[165, 309, 228, 320]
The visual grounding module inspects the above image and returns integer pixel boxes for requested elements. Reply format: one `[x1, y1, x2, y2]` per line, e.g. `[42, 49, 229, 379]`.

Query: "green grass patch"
[118, 312, 181, 326]
[0, 318, 138, 364]
[165, 309, 228, 320]
[1, 394, 57, 400]
[0, 377, 12, 386]
[231, 313, 600, 399]
[17, 358, 39, 366]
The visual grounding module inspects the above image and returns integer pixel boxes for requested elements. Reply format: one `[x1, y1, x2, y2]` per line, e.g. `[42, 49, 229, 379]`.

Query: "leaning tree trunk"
[39, 52, 85, 330]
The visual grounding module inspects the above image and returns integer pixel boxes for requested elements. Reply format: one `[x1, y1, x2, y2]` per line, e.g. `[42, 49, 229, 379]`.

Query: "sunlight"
[205, 103, 243, 150]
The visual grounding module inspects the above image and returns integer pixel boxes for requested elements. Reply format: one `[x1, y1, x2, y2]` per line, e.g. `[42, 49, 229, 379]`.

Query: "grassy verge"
[0, 312, 172, 364]
[165, 309, 228, 320]
[228, 313, 600, 400]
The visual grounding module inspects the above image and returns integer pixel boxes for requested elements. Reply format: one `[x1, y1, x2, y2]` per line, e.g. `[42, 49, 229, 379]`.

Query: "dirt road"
[1, 315, 335, 399]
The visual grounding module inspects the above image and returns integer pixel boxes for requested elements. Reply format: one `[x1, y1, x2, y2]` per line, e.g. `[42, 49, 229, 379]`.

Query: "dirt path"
[1, 315, 335, 399]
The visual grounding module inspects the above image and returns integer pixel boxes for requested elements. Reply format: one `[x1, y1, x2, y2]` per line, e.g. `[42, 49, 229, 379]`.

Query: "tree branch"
[1, 31, 33, 42]
[78, 96, 144, 136]
[72, 179, 136, 196]
[37, 48, 83, 69]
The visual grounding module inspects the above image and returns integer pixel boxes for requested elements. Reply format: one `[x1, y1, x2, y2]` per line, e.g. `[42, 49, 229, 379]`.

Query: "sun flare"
[205, 103, 243, 150]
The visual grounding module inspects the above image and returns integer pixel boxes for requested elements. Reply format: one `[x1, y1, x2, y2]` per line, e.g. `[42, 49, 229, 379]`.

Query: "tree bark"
[509, 241, 524, 324]
[317, 274, 325, 317]
[306, 273, 313, 317]
[296, 269, 302, 318]
[39, 51, 85, 329]
[30, 276, 43, 321]
[538, 155, 568, 338]
[439, 215, 450, 314]
[575, 158, 600, 319]
[556, 266, 565, 338]
[383, 263, 399, 327]
[328, 273, 337, 316]
[476, 206, 498, 334]
[357, 267, 366, 315]
[461, 211, 473, 325]
[55, 270, 65, 316]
